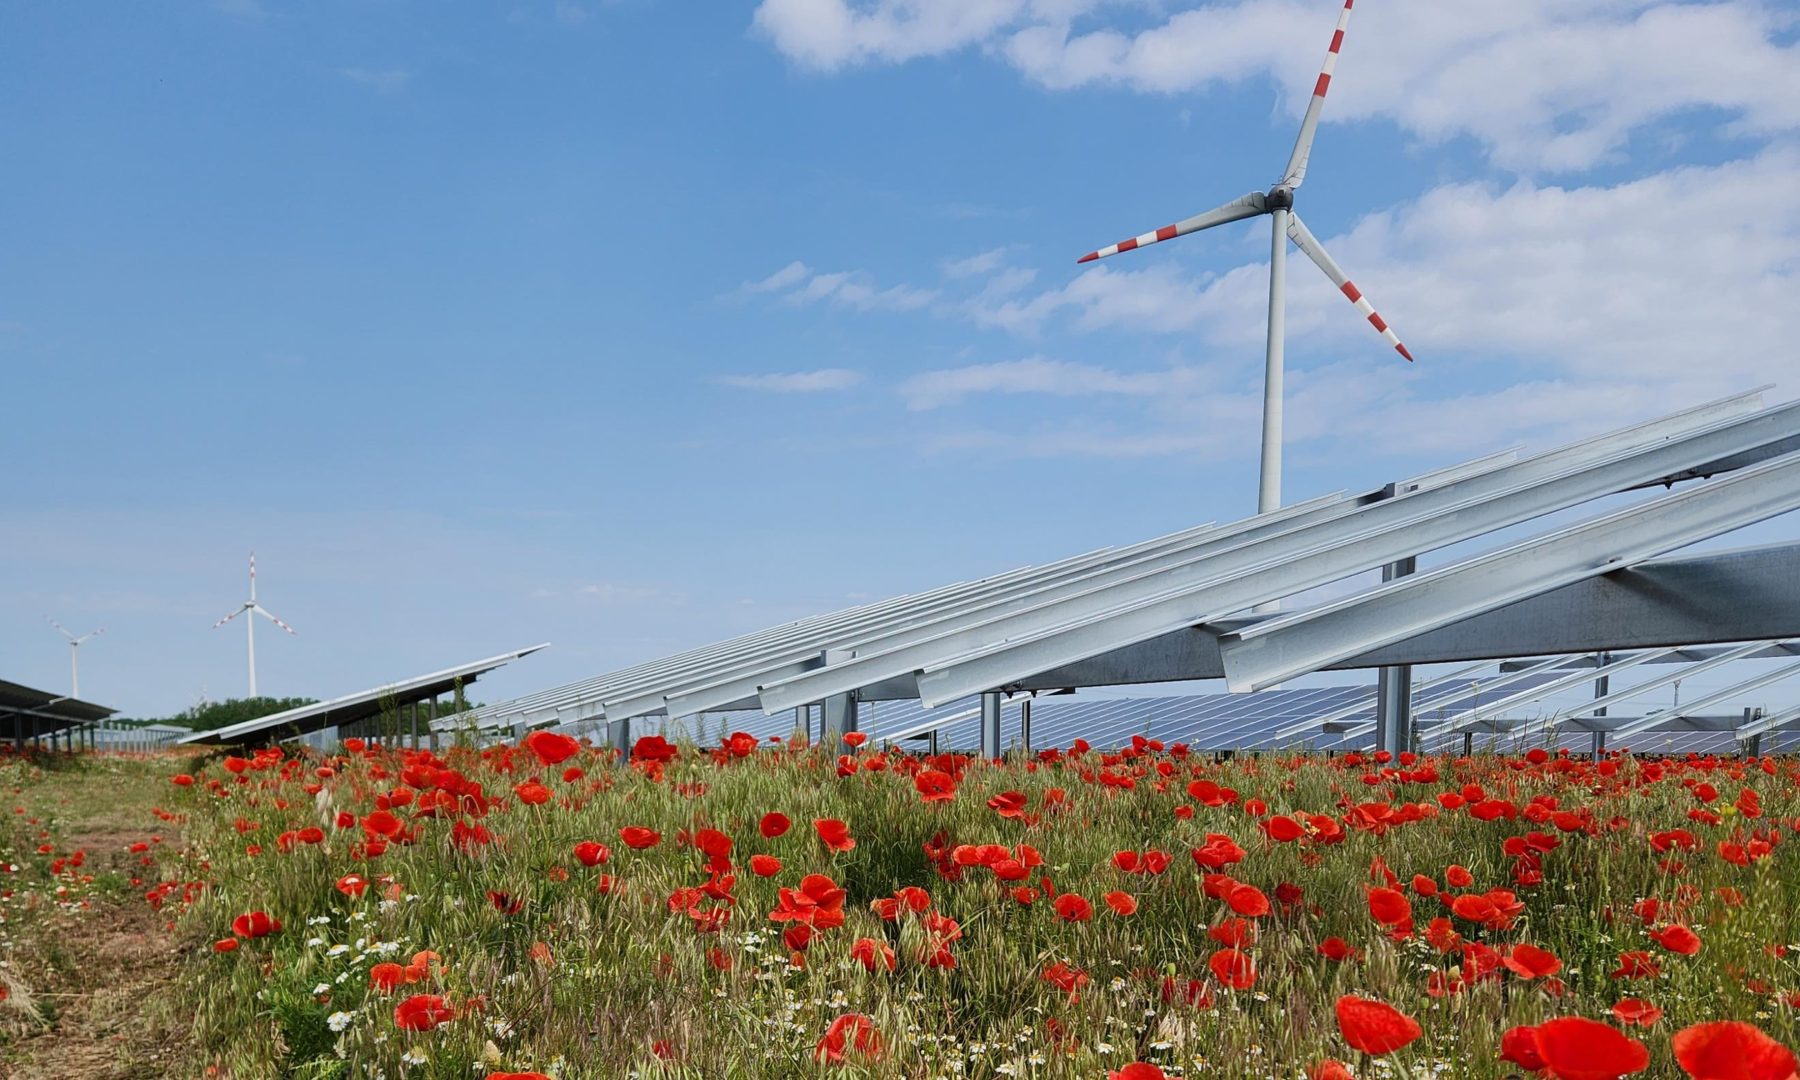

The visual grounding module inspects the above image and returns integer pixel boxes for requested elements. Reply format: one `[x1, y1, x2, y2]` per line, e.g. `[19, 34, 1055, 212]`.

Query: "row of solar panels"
[439, 389, 1800, 750]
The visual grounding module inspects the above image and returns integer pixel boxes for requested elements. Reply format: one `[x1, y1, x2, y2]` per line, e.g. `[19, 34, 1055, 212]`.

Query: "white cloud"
[752, 0, 1030, 71]
[716, 368, 866, 392]
[762, 147, 1800, 460]
[901, 356, 1210, 408]
[745, 260, 813, 292]
[741, 261, 939, 311]
[753, 0, 1800, 172]
[969, 148, 1800, 389]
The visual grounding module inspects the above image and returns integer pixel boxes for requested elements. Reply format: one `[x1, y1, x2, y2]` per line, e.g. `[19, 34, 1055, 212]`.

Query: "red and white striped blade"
[1077, 191, 1267, 263]
[254, 605, 298, 635]
[1285, 212, 1412, 361]
[1280, 0, 1355, 190]
[212, 605, 247, 629]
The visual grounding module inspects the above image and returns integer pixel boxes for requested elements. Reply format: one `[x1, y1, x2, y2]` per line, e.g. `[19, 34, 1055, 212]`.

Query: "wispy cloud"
[900, 357, 1209, 410]
[740, 261, 937, 312]
[339, 68, 411, 93]
[753, 0, 1800, 173]
[716, 368, 865, 392]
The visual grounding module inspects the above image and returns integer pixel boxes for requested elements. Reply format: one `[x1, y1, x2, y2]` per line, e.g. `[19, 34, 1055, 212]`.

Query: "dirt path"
[1, 755, 194, 1079]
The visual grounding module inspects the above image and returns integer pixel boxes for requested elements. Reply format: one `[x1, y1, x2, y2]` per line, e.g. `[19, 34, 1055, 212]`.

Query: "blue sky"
[4, 0, 1798, 718]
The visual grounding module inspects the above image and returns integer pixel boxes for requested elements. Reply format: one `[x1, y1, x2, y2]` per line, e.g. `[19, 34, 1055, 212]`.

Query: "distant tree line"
[112, 694, 485, 732]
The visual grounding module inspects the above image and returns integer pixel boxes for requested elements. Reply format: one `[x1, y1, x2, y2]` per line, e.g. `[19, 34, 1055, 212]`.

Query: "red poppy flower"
[1317, 937, 1360, 963]
[1336, 996, 1421, 1056]
[814, 1013, 881, 1064]
[1502, 1025, 1548, 1070]
[1104, 891, 1139, 917]
[1610, 1000, 1662, 1028]
[1265, 815, 1305, 842]
[231, 911, 282, 939]
[1530, 1017, 1650, 1080]
[1504, 943, 1563, 980]
[370, 962, 408, 992]
[336, 874, 369, 898]
[1227, 883, 1270, 918]
[393, 993, 455, 1032]
[813, 818, 855, 853]
[1367, 887, 1411, 927]
[850, 937, 896, 972]
[523, 730, 580, 766]
[620, 826, 661, 850]
[170, 774, 195, 787]
[915, 770, 957, 803]
[1611, 951, 1662, 980]
[513, 780, 552, 806]
[1650, 924, 1702, 956]
[771, 873, 847, 929]
[841, 732, 867, 748]
[750, 854, 782, 878]
[1053, 893, 1094, 922]
[1671, 1021, 1797, 1080]
[212, 938, 238, 953]
[760, 812, 791, 838]
[630, 735, 678, 764]
[1446, 864, 1474, 888]
[1109, 1066, 1167, 1080]
[1208, 948, 1256, 990]
[574, 840, 611, 867]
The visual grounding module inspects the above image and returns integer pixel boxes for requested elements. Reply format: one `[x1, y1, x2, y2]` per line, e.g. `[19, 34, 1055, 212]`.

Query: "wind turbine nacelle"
[1263, 186, 1295, 211]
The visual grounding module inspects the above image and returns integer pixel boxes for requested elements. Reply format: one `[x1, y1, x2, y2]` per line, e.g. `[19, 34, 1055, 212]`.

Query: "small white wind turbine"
[48, 619, 105, 699]
[212, 552, 296, 698]
[1077, 0, 1411, 517]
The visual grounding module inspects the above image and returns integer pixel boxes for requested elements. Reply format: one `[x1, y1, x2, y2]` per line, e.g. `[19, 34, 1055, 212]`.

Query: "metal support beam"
[1374, 556, 1415, 753]
[1020, 696, 1033, 757]
[980, 691, 1003, 760]
[1745, 708, 1762, 757]
[608, 716, 632, 764]
[916, 415, 1800, 708]
[1220, 452, 1800, 691]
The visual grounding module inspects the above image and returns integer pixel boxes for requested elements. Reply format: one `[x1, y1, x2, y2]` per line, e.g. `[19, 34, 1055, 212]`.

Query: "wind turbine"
[48, 619, 104, 699]
[1077, 0, 1411, 516]
[212, 553, 296, 698]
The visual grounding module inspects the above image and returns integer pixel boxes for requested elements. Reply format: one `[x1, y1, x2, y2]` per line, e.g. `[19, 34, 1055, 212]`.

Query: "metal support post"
[1374, 556, 1417, 753]
[980, 691, 1003, 760]
[608, 716, 632, 765]
[1590, 651, 1610, 761]
[1592, 730, 1606, 760]
[820, 649, 859, 751]
[927, 729, 940, 757]
[428, 696, 439, 752]
[1746, 707, 1762, 758]
[1461, 731, 1473, 757]
[1020, 696, 1033, 757]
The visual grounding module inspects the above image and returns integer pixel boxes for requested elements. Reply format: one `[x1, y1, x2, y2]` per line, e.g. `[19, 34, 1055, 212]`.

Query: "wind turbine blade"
[253, 605, 298, 635]
[78, 628, 106, 644]
[1077, 191, 1267, 263]
[1285, 212, 1413, 361]
[1279, 0, 1355, 190]
[48, 617, 75, 641]
[212, 606, 246, 629]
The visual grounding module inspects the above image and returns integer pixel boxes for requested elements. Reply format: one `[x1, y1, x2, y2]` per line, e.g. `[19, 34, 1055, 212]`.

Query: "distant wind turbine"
[1077, 0, 1412, 516]
[48, 619, 104, 699]
[212, 553, 296, 698]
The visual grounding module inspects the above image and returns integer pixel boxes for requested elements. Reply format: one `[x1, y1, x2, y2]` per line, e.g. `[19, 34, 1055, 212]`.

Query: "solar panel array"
[600, 668, 1579, 755]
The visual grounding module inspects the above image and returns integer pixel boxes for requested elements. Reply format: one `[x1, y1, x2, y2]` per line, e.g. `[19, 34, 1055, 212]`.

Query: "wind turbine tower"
[48, 619, 104, 699]
[1077, 0, 1412, 516]
[212, 553, 297, 698]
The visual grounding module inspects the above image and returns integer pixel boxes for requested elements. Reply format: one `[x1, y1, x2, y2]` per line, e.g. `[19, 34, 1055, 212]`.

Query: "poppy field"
[33, 730, 1800, 1078]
